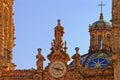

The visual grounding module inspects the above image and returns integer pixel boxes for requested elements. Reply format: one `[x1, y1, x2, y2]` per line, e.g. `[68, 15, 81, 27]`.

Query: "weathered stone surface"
[0, 0, 120, 80]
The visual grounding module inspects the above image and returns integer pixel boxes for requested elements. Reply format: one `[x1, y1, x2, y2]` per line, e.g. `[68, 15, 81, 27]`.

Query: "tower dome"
[89, 13, 112, 30]
[79, 13, 112, 69]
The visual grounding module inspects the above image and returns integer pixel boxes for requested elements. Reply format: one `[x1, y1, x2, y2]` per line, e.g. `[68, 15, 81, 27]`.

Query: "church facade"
[0, 0, 120, 80]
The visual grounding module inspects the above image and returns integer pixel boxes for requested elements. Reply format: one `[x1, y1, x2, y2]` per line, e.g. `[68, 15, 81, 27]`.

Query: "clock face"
[49, 61, 66, 78]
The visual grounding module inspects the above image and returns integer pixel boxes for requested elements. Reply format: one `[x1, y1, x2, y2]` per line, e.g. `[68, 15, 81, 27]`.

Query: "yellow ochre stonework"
[0, 0, 15, 71]
[0, 0, 119, 80]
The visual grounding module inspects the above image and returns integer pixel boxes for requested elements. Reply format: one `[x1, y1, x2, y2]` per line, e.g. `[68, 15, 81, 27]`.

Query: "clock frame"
[49, 61, 66, 78]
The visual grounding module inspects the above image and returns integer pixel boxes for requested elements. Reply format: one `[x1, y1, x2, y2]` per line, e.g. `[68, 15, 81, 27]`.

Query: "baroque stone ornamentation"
[0, 0, 120, 80]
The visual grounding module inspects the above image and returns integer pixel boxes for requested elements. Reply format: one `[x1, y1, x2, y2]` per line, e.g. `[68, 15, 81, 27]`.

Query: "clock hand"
[53, 67, 63, 71]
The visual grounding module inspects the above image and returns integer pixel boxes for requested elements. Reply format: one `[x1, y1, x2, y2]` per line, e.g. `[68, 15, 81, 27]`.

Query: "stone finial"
[37, 48, 42, 53]
[57, 19, 61, 26]
[75, 47, 79, 53]
[99, 13, 104, 20]
[72, 47, 81, 69]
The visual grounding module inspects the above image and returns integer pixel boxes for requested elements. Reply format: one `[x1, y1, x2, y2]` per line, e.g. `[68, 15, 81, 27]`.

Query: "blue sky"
[13, 0, 112, 69]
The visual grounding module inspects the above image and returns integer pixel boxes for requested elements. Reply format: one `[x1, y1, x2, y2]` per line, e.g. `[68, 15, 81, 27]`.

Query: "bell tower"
[89, 13, 112, 54]
[89, 2, 112, 54]
[81, 2, 112, 68]
[0, 0, 15, 70]
[110, 0, 120, 80]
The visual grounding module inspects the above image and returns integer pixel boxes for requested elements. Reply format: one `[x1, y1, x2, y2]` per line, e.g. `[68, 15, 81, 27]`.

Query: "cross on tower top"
[98, 1, 105, 13]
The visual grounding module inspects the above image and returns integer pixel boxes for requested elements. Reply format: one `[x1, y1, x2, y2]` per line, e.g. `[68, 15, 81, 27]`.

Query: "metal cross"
[98, 1, 105, 13]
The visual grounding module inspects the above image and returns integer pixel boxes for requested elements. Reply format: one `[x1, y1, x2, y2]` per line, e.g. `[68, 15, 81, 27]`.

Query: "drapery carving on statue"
[72, 47, 81, 69]
[55, 26, 64, 44]
[36, 59, 43, 70]
[73, 60, 80, 69]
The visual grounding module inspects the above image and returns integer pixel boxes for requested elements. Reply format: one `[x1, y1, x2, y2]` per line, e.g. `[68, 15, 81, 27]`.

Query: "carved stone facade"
[89, 13, 111, 54]
[0, 0, 120, 80]
[0, 0, 15, 71]
[110, 0, 120, 80]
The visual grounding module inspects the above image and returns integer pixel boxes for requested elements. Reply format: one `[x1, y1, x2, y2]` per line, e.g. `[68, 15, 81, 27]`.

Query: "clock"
[49, 61, 66, 78]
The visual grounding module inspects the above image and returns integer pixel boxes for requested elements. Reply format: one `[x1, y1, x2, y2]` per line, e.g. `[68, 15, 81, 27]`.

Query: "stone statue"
[54, 19, 64, 44]
[36, 48, 45, 70]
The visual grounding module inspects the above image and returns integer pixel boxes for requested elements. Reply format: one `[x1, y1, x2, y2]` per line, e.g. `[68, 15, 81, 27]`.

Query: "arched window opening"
[107, 34, 111, 47]
[98, 35, 102, 49]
